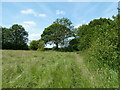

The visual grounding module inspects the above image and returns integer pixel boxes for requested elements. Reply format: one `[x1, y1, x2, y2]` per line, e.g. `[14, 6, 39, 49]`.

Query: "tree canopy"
[41, 24, 72, 49]
[53, 17, 74, 30]
[1, 24, 28, 50]
[41, 18, 74, 49]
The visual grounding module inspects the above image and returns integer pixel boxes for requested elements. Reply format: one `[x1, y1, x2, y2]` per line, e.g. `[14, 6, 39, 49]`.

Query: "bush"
[77, 16, 119, 70]
[29, 40, 39, 50]
[89, 22, 119, 70]
[37, 40, 45, 51]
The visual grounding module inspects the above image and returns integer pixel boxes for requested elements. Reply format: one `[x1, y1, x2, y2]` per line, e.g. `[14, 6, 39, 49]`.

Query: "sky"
[1, 2, 118, 47]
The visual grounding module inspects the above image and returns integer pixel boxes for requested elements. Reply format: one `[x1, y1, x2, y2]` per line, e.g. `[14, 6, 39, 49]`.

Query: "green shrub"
[37, 40, 45, 51]
[77, 16, 119, 70]
[29, 40, 39, 50]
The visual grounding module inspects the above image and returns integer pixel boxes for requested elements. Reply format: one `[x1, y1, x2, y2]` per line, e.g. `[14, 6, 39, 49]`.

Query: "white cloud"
[74, 21, 89, 28]
[21, 9, 47, 17]
[74, 24, 82, 28]
[14, 21, 37, 32]
[21, 24, 30, 29]
[56, 10, 65, 15]
[38, 14, 46, 17]
[28, 33, 41, 41]
[21, 9, 36, 15]
[23, 21, 36, 26]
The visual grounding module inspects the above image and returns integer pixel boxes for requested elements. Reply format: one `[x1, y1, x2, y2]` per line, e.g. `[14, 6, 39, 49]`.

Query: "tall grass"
[2, 50, 90, 88]
[2, 50, 119, 88]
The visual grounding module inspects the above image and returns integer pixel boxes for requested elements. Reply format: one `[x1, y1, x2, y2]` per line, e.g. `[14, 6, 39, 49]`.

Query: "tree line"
[1, 14, 119, 69]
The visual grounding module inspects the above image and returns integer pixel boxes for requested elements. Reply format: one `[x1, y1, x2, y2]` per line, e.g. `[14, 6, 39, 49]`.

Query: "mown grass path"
[74, 54, 98, 87]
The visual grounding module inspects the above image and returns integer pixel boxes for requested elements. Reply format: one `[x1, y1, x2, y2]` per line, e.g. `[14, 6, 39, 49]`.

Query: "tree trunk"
[56, 43, 58, 50]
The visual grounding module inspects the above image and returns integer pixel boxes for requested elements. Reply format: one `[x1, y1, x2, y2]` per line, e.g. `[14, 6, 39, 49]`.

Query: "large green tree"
[41, 24, 72, 49]
[10, 24, 28, 49]
[2, 24, 28, 50]
[41, 18, 74, 49]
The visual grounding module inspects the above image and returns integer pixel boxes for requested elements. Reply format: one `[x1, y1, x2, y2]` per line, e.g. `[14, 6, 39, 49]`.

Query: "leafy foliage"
[77, 16, 119, 70]
[37, 40, 45, 51]
[29, 40, 39, 50]
[53, 17, 74, 30]
[1, 24, 28, 50]
[29, 40, 45, 51]
[41, 24, 72, 49]
[68, 38, 80, 51]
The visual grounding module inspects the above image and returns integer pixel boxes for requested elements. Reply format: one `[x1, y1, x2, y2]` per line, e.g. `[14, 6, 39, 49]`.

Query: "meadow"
[2, 50, 119, 88]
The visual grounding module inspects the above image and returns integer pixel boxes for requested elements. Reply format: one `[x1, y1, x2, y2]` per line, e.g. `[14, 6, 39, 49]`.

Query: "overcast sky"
[1, 2, 118, 46]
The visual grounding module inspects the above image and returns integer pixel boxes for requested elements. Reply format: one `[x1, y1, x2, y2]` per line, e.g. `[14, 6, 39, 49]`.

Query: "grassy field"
[2, 50, 119, 88]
